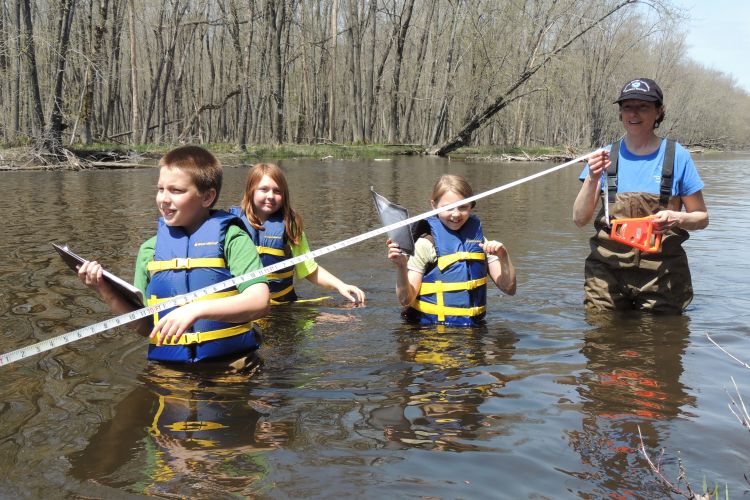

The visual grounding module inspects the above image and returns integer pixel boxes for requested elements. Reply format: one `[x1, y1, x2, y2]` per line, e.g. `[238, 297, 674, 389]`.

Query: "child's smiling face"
[431, 189, 472, 231]
[156, 166, 215, 234]
[252, 174, 284, 222]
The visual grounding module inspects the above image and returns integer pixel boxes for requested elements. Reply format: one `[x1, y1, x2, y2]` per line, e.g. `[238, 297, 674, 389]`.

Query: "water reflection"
[565, 312, 693, 496]
[369, 324, 518, 451]
[69, 362, 286, 497]
[1, 154, 749, 497]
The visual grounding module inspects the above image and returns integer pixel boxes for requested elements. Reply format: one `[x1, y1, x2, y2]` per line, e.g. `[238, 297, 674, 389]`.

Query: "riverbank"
[0, 142, 719, 170]
[0, 142, 583, 170]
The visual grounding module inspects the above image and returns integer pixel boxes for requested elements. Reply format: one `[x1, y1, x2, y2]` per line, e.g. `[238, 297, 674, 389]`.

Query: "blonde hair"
[431, 174, 475, 208]
[240, 163, 304, 244]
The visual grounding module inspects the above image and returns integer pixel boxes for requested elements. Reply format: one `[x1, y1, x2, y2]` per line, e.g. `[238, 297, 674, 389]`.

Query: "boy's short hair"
[159, 146, 222, 207]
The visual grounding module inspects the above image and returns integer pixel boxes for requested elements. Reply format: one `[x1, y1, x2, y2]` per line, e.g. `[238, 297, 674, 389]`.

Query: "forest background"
[1, 0, 749, 161]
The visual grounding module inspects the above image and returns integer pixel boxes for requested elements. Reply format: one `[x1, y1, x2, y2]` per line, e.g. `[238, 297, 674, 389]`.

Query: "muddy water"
[0, 152, 748, 498]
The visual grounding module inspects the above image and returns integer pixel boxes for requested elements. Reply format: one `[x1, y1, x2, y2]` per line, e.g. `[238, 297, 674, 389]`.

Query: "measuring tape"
[0, 151, 597, 367]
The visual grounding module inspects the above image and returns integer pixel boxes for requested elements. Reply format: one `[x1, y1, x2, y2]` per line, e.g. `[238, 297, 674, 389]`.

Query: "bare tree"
[127, 0, 140, 144]
[427, 0, 638, 155]
[345, 0, 364, 142]
[386, 0, 414, 143]
[2, 0, 749, 157]
[20, 0, 45, 137]
[402, 6, 433, 143]
[269, 0, 286, 144]
[77, 0, 110, 145]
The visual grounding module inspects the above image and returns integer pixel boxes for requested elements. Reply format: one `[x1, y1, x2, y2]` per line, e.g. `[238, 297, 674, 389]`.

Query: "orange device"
[609, 216, 661, 253]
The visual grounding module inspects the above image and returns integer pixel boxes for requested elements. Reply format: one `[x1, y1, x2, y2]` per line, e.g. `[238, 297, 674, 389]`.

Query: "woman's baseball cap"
[614, 78, 663, 103]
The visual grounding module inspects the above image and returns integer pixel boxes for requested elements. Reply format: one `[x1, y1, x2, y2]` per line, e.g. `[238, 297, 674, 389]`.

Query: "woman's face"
[619, 99, 662, 132]
[431, 190, 472, 231]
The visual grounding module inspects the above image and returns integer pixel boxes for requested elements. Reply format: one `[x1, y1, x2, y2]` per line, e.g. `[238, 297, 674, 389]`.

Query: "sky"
[672, 0, 750, 92]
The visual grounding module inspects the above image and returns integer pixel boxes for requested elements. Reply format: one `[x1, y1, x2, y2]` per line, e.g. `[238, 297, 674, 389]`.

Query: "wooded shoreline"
[2, 0, 749, 164]
[0, 142, 719, 171]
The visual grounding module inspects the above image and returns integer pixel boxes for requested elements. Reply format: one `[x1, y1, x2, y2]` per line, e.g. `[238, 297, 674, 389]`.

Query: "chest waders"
[584, 139, 693, 313]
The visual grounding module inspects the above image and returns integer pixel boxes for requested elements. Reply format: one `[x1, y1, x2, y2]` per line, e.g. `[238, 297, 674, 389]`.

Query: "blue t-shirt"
[579, 139, 704, 196]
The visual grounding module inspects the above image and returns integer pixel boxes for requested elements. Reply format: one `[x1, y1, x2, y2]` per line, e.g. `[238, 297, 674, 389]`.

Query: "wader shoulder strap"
[659, 139, 676, 208]
[607, 140, 620, 204]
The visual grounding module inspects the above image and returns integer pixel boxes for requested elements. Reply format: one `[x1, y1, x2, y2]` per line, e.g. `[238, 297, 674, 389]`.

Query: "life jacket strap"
[148, 290, 239, 325]
[437, 251, 485, 271]
[267, 269, 294, 280]
[270, 283, 295, 300]
[147, 290, 238, 307]
[149, 321, 255, 345]
[412, 300, 486, 322]
[257, 246, 286, 257]
[419, 276, 488, 295]
[147, 257, 226, 272]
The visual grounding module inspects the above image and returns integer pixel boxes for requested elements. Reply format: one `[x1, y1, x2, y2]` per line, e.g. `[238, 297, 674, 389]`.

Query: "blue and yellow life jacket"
[146, 210, 260, 363]
[408, 215, 488, 326]
[230, 207, 297, 303]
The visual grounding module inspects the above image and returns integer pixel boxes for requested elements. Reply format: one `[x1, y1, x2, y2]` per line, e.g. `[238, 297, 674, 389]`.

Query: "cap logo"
[623, 80, 650, 93]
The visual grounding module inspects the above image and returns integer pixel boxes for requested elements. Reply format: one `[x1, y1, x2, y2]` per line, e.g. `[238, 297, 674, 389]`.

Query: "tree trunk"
[368, 17, 395, 142]
[140, 0, 169, 144]
[327, 0, 337, 142]
[403, 6, 434, 142]
[0, 3, 7, 72]
[224, 0, 255, 151]
[158, 1, 188, 143]
[102, 0, 123, 140]
[80, 0, 110, 145]
[429, 5, 459, 147]
[128, 0, 139, 144]
[251, 2, 272, 144]
[362, 0, 376, 142]
[46, 0, 76, 153]
[387, 0, 415, 143]
[345, 0, 363, 143]
[20, 0, 45, 136]
[269, 0, 285, 144]
[12, 0, 22, 140]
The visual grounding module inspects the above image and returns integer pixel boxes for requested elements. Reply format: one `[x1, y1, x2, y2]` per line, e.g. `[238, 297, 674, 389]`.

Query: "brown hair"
[240, 163, 304, 244]
[431, 174, 476, 208]
[159, 145, 222, 207]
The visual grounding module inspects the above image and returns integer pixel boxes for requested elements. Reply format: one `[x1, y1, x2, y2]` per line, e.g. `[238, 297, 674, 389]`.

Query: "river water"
[0, 152, 748, 498]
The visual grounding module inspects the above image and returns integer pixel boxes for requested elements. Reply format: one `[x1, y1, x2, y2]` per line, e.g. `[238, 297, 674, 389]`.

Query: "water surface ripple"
[0, 153, 748, 498]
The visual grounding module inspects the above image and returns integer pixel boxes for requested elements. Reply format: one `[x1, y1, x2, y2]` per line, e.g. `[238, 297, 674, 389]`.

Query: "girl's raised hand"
[480, 240, 509, 259]
[386, 239, 408, 268]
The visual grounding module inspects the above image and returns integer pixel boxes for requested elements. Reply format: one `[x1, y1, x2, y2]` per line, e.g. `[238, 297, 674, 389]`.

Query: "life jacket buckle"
[609, 216, 661, 253]
[174, 257, 190, 269]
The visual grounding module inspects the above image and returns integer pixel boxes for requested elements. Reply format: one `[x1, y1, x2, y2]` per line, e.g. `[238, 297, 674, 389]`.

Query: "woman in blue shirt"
[573, 78, 709, 313]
